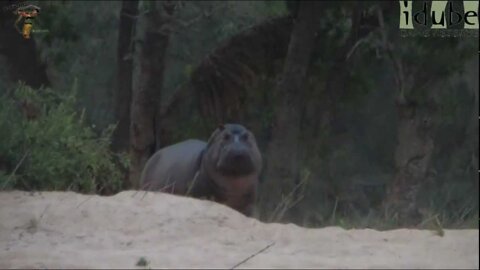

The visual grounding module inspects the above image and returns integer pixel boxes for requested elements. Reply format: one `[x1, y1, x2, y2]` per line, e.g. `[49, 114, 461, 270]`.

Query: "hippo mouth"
[216, 152, 256, 177]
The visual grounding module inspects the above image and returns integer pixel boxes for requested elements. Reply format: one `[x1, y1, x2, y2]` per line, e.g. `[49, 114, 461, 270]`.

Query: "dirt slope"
[0, 191, 478, 269]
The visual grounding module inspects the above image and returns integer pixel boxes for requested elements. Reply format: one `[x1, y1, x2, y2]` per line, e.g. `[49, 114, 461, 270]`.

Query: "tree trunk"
[262, 1, 322, 221]
[112, 0, 139, 153]
[129, 1, 175, 189]
[0, 0, 50, 89]
[385, 99, 435, 224]
[375, 6, 436, 225]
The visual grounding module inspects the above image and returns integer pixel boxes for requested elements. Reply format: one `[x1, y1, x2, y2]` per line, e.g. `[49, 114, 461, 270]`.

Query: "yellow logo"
[13, 4, 42, 39]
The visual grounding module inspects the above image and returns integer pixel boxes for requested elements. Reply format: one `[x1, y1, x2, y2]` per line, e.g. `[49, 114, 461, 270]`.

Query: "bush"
[0, 82, 128, 194]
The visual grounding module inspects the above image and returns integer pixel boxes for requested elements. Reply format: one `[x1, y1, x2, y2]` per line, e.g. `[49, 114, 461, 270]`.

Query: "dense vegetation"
[0, 82, 127, 193]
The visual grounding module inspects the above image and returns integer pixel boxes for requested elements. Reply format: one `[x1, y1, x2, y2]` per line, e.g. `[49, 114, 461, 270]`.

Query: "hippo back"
[140, 139, 207, 194]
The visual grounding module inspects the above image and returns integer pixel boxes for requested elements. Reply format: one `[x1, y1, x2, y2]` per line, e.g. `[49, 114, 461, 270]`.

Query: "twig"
[133, 180, 154, 198]
[76, 195, 93, 209]
[159, 177, 176, 193]
[38, 204, 50, 223]
[140, 189, 150, 200]
[1, 150, 29, 189]
[132, 182, 148, 198]
[186, 171, 200, 196]
[275, 194, 304, 223]
[230, 242, 275, 269]
[346, 34, 371, 61]
[434, 215, 445, 237]
[169, 6, 220, 30]
[330, 196, 339, 224]
[268, 176, 307, 222]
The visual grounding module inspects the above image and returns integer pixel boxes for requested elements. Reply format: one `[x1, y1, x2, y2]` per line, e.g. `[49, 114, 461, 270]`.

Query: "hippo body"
[140, 124, 262, 216]
[140, 139, 206, 194]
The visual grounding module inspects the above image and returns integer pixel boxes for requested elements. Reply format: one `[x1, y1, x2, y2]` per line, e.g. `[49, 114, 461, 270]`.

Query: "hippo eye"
[223, 133, 231, 141]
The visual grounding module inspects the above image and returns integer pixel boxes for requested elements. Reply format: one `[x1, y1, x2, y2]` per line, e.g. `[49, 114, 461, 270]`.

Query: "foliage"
[0, 82, 127, 194]
[32, 1, 120, 130]
[162, 1, 288, 106]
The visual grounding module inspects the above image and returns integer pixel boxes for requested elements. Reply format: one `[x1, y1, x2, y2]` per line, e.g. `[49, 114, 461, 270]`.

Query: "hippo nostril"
[232, 152, 244, 160]
[229, 149, 249, 161]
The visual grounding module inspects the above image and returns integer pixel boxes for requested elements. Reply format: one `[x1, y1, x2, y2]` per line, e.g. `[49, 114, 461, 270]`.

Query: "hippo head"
[204, 123, 262, 177]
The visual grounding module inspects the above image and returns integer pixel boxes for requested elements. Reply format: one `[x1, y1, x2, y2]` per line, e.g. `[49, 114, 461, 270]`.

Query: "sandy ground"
[0, 191, 478, 269]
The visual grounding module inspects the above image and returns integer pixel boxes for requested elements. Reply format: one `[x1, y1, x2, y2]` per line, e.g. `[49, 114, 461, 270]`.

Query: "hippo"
[140, 123, 262, 216]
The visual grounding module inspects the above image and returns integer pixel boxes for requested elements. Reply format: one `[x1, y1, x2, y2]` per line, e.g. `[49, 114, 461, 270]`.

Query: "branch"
[346, 34, 371, 61]
[375, 5, 407, 104]
[173, 4, 223, 29]
[1, 150, 29, 190]
[230, 242, 275, 269]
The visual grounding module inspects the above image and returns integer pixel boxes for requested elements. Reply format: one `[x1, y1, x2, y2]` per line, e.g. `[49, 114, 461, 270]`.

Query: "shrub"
[0, 82, 128, 194]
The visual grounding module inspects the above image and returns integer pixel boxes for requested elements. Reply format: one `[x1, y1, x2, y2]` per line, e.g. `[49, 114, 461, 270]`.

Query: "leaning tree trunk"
[129, 1, 175, 189]
[262, 1, 323, 222]
[157, 16, 294, 147]
[112, 0, 139, 153]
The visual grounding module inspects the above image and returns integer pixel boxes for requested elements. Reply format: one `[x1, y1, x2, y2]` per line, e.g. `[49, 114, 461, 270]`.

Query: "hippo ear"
[206, 126, 223, 148]
[218, 123, 225, 130]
